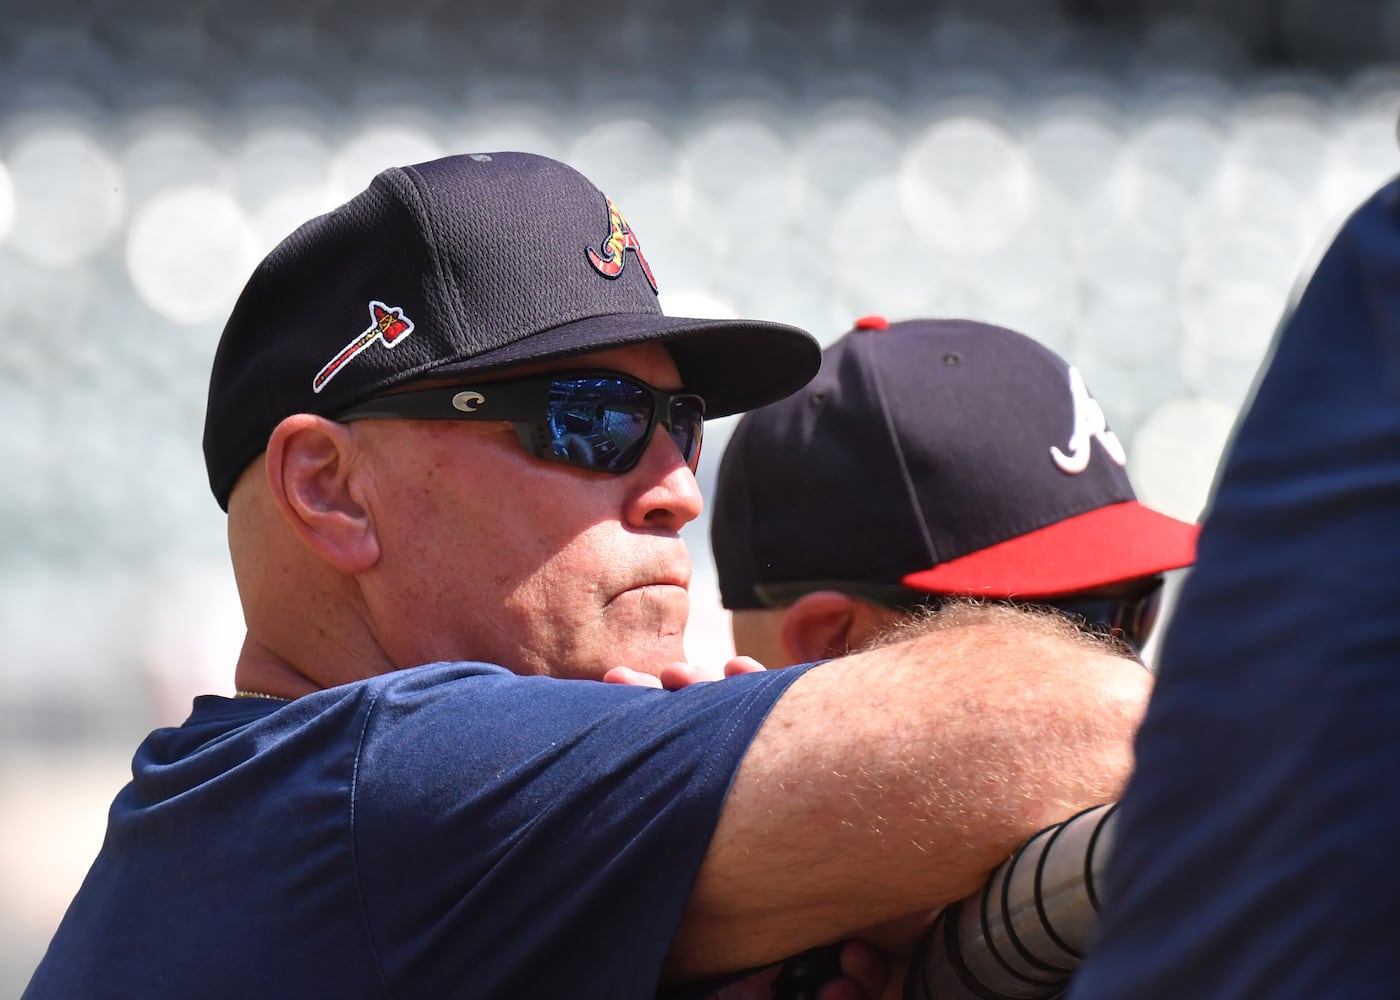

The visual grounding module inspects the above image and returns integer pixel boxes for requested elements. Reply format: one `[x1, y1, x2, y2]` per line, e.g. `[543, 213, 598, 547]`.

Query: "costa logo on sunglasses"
[313, 301, 416, 394]
[587, 198, 658, 293]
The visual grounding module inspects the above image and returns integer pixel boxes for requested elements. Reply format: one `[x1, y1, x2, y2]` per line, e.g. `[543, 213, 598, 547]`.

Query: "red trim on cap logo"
[313, 301, 416, 394]
[1050, 366, 1127, 474]
[587, 198, 657, 293]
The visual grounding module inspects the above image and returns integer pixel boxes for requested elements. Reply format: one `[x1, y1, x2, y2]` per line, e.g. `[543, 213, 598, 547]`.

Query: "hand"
[704, 940, 892, 1000]
[603, 656, 767, 690]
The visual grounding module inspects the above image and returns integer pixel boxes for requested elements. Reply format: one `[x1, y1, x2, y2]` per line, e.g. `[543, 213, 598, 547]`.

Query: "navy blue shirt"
[1070, 176, 1400, 998]
[25, 661, 813, 998]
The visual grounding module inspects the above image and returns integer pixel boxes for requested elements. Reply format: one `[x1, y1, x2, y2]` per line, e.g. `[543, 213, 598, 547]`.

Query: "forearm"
[669, 605, 1149, 977]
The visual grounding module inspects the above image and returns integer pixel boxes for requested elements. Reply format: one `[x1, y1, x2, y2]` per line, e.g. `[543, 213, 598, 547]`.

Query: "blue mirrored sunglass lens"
[668, 398, 704, 469]
[545, 378, 653, 471]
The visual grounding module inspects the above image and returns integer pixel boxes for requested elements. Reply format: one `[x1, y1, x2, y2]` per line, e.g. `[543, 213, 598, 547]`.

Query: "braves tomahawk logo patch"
[1050, 366, 1127, 474]
[313, 301, 415, 393]
[587, 198, 657, 293]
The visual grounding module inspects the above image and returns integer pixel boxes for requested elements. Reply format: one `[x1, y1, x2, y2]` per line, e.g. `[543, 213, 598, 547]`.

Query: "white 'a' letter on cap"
[1050, 366, 1127, 475]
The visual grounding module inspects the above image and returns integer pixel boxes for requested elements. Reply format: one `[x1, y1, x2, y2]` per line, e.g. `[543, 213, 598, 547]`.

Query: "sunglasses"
[1032, 579, 1164, 653]
[334, 370, 706, 475]
[756, 575, 1166, 653]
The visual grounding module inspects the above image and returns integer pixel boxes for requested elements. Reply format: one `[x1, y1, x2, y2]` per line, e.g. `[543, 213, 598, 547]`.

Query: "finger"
[829, 939, 892, 999]
[723, 655, 768, 677]
[656, 662, 717, 689]
[602, 666, 663, 688]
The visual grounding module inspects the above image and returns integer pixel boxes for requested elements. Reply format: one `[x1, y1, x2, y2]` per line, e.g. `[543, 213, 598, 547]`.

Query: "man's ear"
[264, 414, 380, 574]
[780, 591, 864, 664]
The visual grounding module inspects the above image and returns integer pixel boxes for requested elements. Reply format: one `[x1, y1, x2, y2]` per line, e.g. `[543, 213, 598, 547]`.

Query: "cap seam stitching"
[383, 165, 473, 364]
[864, 339, 941, 567]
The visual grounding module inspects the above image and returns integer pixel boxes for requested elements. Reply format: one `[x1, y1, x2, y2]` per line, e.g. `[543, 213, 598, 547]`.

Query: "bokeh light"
[126, 186, 261, 325]
[900, 115, 1036, 256]
[1130, 396, 1241, 523]
[7, 126, 124, 269]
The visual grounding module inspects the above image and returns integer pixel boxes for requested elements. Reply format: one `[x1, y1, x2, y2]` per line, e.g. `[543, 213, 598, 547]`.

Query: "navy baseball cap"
[202, 151, 821, 509]
[711, 316, 1199, 609]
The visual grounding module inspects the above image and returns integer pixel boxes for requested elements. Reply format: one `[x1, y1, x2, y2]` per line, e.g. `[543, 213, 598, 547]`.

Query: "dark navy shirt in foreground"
[25, 660, 814, 999]
[1070, 176, 1400, 998]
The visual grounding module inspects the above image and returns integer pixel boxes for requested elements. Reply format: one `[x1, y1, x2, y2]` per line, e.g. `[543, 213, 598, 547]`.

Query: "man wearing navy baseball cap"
[711, 315, 1200, 668]
[25, 153, 1150, 1000]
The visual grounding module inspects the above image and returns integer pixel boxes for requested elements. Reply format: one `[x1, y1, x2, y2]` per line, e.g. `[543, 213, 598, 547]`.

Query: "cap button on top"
[854, 314, 889, 331]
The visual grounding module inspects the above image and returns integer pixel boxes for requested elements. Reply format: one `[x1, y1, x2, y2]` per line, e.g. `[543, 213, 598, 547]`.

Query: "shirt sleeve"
[1069, 176, 1400, 1000]
[349, 661, 815, 997]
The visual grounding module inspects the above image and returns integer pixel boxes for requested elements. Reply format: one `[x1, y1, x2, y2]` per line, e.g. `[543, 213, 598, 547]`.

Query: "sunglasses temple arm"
[513, 422, 545, 458]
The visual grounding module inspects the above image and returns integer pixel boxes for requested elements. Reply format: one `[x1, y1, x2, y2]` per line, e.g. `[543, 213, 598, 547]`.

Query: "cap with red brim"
[902, 501, 1200, 598]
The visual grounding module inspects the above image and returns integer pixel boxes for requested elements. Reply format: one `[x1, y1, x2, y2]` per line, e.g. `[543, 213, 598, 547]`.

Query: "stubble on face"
[493, 521, 693, 681]
[357, 343, 701, 681]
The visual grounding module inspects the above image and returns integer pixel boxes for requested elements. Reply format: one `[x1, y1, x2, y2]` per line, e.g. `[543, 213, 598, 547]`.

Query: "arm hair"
[669, 603, 1149, 976]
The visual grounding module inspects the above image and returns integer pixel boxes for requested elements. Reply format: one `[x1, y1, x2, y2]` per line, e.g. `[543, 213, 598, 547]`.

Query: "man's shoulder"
[349, 660, 818, 810]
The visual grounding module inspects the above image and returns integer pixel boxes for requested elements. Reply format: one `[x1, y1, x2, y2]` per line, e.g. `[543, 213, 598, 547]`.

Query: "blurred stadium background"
[2, 0, 1398, 989]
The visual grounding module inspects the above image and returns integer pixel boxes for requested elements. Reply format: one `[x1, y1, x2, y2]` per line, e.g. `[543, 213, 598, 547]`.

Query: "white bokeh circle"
[567, 118, 678, 195]
[1130, 396, 1240, 524]
[126, 186, 261, 325]
[1125, 110, 1227, 193]
[832, 175, 966, 319]
[119, 115, 226, 208]
[234, 124, 332, 209]
[899, 115, 1034, 256]
[1024, 106, 1123, 203]
[8, 127, 125, 268]
[329, 125, 446, 201]
[1179, 229, 1298, 366]
[797, 100, 903, 204]
[682, 111, 806, 227]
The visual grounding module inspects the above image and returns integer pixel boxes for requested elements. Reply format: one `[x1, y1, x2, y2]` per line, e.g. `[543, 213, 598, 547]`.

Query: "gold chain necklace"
[234, 690, 291, 701]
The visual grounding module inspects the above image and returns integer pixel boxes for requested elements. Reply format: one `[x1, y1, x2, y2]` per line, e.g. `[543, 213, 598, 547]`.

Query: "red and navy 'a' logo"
[587, 198, 658, 293]
[313, 301, 415, 393]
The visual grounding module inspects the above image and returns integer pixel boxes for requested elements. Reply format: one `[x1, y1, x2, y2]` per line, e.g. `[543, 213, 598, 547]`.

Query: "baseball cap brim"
[423, 312, 821, 418]
[901, 501, 1200, 598]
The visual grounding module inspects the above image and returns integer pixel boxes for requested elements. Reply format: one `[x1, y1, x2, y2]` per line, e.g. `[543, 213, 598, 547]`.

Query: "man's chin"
[607, 631, 689, 669]
[555, 586, 684, 676]
[605, 623, 690, 670]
